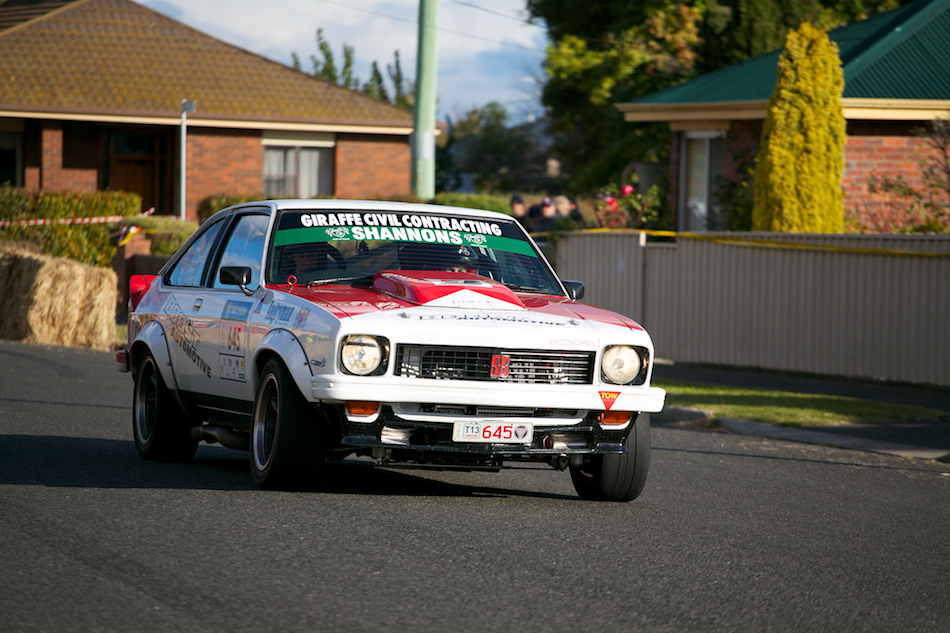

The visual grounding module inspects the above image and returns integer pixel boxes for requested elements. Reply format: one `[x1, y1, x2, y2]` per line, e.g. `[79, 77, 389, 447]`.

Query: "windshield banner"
[275, 211, 537, 257]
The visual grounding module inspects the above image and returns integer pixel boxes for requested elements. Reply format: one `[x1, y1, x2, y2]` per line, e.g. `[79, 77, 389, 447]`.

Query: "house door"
[104, 130, 169, 213]
[112, 157, 154, 210]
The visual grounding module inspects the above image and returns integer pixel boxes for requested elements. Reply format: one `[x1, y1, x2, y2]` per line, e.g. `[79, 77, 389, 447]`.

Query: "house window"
[262, 131, 335, 198]
[680, 131, 725, 231]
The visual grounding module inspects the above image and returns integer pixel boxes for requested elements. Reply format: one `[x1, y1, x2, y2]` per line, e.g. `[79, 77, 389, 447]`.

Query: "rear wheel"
[571, 412, 651, 502]
[250, 358, 326, 489]
[133, 351, 198, 461]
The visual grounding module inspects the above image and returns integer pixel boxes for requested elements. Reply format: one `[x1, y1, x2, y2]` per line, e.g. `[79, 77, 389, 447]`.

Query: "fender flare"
[252, 329, 314, 401]
[129, 321, 185, 408]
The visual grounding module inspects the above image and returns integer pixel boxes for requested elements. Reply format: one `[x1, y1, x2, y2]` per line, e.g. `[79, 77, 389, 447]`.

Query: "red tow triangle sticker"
[599, 391, 621, 411]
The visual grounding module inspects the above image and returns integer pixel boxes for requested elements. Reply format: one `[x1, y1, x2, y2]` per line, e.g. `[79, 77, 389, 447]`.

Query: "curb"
[718, 418, 950, 461]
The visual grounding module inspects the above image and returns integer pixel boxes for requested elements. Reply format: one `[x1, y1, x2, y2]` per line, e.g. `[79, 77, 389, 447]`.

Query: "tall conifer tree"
[752, 22, 846, 232]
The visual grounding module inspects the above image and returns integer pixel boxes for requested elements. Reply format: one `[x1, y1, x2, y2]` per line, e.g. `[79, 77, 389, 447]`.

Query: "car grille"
[395, 345, 595, 385]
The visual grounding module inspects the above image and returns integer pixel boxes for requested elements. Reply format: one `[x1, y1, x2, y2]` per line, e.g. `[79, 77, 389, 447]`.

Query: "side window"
[166, 219, 225, 287]
[212, 214, 270, 291]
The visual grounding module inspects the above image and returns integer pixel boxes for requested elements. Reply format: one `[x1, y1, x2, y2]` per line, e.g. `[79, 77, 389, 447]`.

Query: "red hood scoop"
[373, 271, 526, 310]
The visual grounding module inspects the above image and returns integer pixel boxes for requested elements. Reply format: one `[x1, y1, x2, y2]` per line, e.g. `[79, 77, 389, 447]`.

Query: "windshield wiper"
[504, 283, 550, 294]
[306, 274, 375, 287]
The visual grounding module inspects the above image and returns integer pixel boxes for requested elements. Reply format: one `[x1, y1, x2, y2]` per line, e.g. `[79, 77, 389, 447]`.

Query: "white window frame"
[262, 131, 336, 198]
[679, 129, 725, 232]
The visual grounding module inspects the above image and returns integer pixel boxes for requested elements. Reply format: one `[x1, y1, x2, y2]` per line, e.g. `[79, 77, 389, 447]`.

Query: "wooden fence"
[555, 231, 950, 386]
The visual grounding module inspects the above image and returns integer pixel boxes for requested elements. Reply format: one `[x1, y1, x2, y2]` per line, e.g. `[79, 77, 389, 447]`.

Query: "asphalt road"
[2, 340, 949, 633]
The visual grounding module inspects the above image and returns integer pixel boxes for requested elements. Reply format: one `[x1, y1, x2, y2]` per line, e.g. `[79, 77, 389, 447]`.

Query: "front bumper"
[335, 405, 636, 468]
[312, 375, 666, 415]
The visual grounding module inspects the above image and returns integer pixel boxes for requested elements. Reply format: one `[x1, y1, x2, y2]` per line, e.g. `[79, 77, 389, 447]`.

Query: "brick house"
[0, 0, 414, 221]
[616, 0, 950, 232]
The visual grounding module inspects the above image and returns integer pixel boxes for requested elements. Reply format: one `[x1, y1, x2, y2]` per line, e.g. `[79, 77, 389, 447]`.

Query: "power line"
[447, 0, 545, 29]
[311, 0, 546, 54]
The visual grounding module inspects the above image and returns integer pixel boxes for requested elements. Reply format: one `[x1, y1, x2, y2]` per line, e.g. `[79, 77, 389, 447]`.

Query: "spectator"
[567, 195, 584, 223]
[532, 196, 559, 232]
[510, 194, 532, 231]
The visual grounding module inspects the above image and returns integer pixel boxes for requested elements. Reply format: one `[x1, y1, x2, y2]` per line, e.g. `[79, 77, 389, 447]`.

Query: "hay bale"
[0, 249, 117, 350]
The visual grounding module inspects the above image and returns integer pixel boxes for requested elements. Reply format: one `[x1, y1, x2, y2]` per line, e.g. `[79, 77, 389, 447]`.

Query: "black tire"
[133, 350, 198, 462]
[250, 358, 327, 489]
[570, 412, 651, 502]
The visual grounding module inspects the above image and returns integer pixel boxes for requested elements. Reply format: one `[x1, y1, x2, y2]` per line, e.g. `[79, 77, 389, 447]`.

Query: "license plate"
[453, 421, 534, 443]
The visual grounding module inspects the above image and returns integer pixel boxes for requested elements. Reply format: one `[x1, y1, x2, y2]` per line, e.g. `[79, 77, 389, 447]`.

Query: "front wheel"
[250, 358, 327, 489]
[133, 350, 198, 462]
[570, 412, 651, 502]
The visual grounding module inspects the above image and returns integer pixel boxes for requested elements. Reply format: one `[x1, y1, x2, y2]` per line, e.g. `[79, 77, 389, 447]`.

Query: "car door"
[191, 211, 270, 407]
[160, 216, 228, 394]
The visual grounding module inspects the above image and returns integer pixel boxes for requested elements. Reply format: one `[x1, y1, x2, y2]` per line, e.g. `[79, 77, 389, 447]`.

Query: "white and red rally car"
[118, 200, 665, 501]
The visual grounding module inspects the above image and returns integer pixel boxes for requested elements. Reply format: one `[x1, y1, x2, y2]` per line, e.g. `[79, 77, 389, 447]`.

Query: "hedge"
[197, 193, 264, 223]
[0, 186, 142, 267]
[114, 215, 200, 257]
[430, 192, 511, 215]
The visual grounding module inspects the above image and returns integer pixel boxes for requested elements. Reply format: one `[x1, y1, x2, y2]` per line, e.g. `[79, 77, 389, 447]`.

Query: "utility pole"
[179, 99, 196, 221]
[411, 0, 437, 200]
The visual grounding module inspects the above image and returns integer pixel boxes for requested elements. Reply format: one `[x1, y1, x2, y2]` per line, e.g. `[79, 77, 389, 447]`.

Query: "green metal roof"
[628, 0, 950, 105]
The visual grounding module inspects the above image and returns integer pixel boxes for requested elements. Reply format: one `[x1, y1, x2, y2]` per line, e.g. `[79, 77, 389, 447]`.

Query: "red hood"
[267, 272, 642, 330]
[371, 271, 527, 310]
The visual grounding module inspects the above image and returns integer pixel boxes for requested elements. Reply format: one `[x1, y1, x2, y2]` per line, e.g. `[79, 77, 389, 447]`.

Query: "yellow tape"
[563, 228, 950, 258]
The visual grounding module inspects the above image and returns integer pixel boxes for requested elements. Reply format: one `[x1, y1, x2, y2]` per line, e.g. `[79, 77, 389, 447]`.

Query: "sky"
[137, 0, 550, 124]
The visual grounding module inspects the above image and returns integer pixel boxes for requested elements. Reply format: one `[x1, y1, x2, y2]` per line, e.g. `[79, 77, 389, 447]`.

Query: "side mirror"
[562, 280, 585, 301]
[219, 266, 254, 296]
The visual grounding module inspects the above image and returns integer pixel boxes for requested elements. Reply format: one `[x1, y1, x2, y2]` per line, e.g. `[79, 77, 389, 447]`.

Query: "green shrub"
[752, 22, 845, 233]
[197, 193, 264, 223]
[430, 192, 511, 215]
[0, 186, 141, 267]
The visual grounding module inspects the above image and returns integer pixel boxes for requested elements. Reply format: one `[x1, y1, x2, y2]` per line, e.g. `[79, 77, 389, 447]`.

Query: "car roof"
[220, 199, 513, 223]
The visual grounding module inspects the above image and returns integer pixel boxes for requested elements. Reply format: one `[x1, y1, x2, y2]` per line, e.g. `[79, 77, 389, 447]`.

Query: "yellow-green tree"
[752, 22, 846, 232]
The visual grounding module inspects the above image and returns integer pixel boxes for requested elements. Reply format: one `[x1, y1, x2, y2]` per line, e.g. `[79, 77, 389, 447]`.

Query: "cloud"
[137, 0, 546, 119]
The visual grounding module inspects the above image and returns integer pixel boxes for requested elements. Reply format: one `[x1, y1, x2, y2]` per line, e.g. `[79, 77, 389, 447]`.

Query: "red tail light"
[129, 274, 158, 312]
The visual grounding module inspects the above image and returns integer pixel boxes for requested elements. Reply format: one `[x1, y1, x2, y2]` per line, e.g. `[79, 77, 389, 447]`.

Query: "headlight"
[601, 345, 643, 385]
[341, 335, 386, 375]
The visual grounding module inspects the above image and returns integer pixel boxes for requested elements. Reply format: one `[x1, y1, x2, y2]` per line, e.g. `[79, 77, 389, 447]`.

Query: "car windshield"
[268, 208, 563, 294]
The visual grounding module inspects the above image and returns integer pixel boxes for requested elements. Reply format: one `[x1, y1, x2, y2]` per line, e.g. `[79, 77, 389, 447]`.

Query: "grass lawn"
[656, 378, 948, 427]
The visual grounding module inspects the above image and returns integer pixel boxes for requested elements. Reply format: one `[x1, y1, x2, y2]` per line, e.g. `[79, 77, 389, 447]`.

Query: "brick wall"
[25, 121, 99, 192]
[186, 128, 263, 221]
[842, 121, 934, 232]
[334, 134, 411, 199]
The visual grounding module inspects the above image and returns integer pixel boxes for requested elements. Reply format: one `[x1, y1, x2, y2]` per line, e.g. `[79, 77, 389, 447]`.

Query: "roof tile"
[0, 0, 413, 127]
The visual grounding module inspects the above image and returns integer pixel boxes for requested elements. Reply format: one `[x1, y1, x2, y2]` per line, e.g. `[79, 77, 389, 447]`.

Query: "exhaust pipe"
[550, 454, 570, 471]
[191, 425, 250, 451]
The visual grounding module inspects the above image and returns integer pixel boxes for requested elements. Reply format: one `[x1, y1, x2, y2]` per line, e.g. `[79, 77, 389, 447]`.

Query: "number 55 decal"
[490, 354, 510, 378]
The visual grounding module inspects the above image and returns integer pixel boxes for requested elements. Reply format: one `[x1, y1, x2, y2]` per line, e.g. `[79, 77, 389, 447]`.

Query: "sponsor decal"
[219, 354, 246, 382]
[162, 296, 212, 378]
[266, 302, 295, 323]
[295, 308, 311, 328]
[549, 338, 595, 347]
[310, 356, 327, 368]
[298, 212, 504, 237]
[223, 300, 252, 321]
[465, 233, 488, 246]
[599, 391, 621, 411]
[275, 211, 538, 258]
[416, 313, 571, 326]
[424, 289, 523, 310]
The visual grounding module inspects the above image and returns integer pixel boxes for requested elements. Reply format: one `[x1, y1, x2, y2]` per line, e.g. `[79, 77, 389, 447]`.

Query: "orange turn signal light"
[346, 401, 380, 416]
[600, 410, 633, 425]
